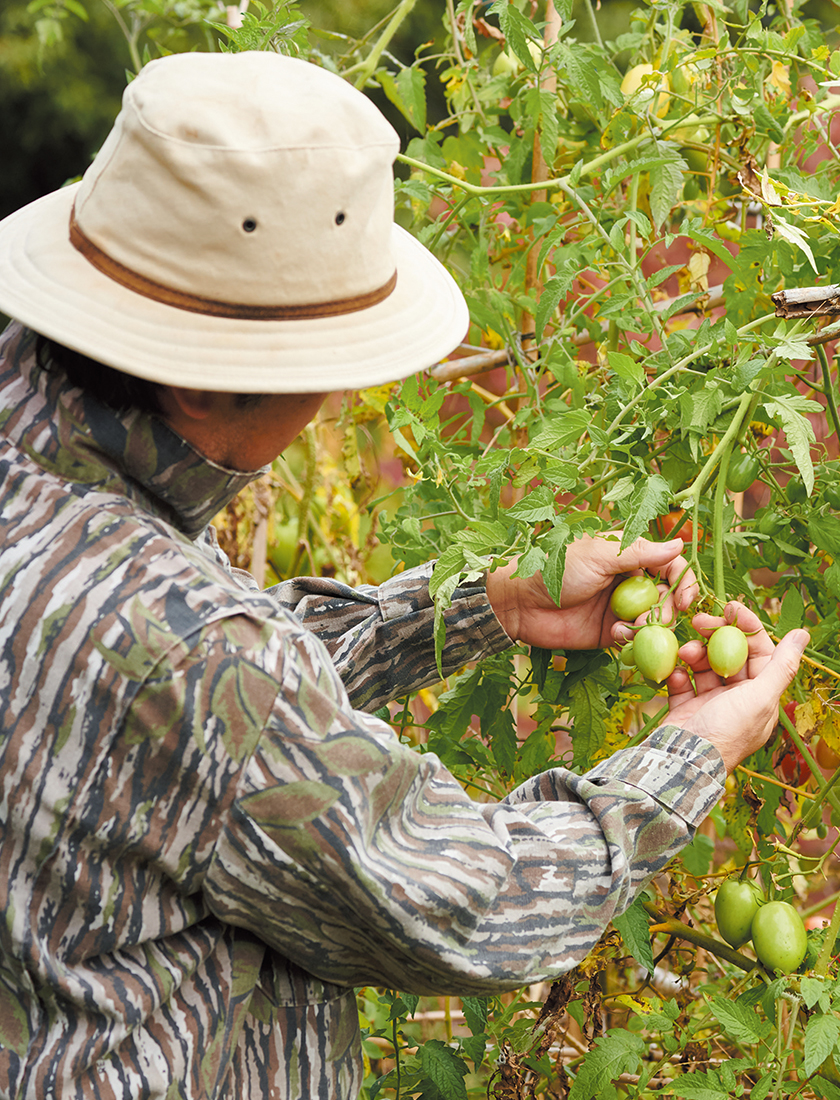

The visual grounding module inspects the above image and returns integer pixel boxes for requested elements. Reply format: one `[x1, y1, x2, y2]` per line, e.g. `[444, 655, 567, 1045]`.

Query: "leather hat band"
[69, 211, 397, 321]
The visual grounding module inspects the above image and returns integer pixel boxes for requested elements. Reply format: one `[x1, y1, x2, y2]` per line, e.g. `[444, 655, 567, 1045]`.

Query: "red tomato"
[815, 737, 840, 771]
[652, 511, 694, 542]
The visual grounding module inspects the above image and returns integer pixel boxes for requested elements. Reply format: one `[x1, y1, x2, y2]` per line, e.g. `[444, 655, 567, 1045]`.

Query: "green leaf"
[707, 996, 768, 1045]
[535, 271, 575, 341]
[619, 475, 672, 550]
[613, 895, 655, 973]
[763, 396, 817, 494]
[808, 511, 840, 556]
[530, 409, 592, 451]
[680, 832, 715, 877]
[750, 1073, 773, 1100]
[419, 1039, 469, 1100]
[669, 1070, 729, 1099]
[460, 996, 490, 1036]
[650, 155, 686, 231]
[373, 65, 426, 133]
[777, 586, 804, 635]
[488, 0, 540, 72]
[801, 976, 831, 1011]
[607, 351, 645, 386]
[772, 213, 818, 273]
[505, 485, 557, 523]
[804, 1013, 840, 1076]
[567, 678, 608, 769]
[568, 1030, 644, 1100]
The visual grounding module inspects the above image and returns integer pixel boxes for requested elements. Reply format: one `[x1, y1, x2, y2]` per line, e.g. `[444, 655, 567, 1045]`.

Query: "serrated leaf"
[763, 396, 817, 493]
[607, 350, 645, 386]
[530, 409, 592, 451]
[376, 66, 426, 132]
[708, 996, 767, 1044]
[568, 1030, 644, 1100]
[619, 475, 672, 550]
[777, 586, 804, 635]
[568, 678, 608, 769]
[488, 0, 539, 72]
[420, 1039, 468, 1100]
[772, 214, 818, 273]
[613, 896, 655, 973]
[809, 512, 840, 556]
[536, 271, 575, 341]
[750, 1073, 773, 1100]
[679, 388, 724, 434]
[650, 156, 686, 231]
[680, 832, 715, 876]
[669, 1071, 728, 1099]
[801, 976, 830, 1010]
[461, 995, 490, 1036]
[505, 485, 557, 523]
[804, 1013, 840, 1076]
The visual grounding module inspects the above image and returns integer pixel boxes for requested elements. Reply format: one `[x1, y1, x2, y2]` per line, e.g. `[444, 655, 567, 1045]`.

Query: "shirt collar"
[0, 323, 265, 540]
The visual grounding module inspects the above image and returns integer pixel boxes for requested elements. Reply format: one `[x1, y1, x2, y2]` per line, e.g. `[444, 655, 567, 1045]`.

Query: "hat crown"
[73, 52, 400, 309]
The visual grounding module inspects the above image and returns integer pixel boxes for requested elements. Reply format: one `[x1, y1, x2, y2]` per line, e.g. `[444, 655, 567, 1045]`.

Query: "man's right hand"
[665, 602, 809, 775]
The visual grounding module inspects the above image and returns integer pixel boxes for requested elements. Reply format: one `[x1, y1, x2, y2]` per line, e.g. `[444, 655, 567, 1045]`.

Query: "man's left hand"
[485, 535, 698, 651]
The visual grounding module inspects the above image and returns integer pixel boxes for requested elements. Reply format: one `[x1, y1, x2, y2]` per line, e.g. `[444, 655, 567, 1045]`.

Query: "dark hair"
[36, 334, 165, 416]
[35, 335, 266, 415]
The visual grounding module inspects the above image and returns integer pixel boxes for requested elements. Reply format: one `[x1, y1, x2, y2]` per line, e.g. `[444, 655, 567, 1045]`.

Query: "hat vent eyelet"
[335, 212, 346, 225]
[242, 218, 258, 233]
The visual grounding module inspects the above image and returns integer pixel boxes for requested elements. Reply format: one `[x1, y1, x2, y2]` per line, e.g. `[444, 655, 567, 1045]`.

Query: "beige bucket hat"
[0, 51, 469, 392]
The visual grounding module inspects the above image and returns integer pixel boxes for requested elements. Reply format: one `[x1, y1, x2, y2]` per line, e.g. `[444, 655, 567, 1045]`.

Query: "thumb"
[756, 628, 809, 697]
[613, 536, 684, 573]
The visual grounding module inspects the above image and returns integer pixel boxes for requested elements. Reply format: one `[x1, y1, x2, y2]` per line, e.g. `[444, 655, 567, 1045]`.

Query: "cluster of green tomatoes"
[610, 575, 749, 683]
[714, 878, 809, 974]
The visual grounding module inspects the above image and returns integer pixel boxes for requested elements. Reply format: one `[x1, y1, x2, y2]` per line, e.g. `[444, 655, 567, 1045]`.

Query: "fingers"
[753, 627, 809, 698]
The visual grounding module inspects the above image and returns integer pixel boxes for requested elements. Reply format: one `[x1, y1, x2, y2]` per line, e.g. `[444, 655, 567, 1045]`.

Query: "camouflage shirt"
[0, 321, 726, 1100]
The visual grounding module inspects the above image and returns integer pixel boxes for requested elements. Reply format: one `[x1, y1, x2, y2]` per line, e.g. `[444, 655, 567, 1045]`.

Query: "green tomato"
[714, 878, 764, 948]
[757, 509, 786, 537]
[751, 901, 808, 973]
[633, 625, 679, 683]
[726, 451, 760, 494]
[706, 625, 749, 678]
[619, 640, 635, 666]
[824, 483, 840, 511]
[609, 575, 659, 622]
[786, 477, 808, 504]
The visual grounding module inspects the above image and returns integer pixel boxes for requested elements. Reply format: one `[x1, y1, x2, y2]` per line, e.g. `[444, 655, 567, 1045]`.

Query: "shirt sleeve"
[265, 562, 513, 710]
[203, 619, 726, 998]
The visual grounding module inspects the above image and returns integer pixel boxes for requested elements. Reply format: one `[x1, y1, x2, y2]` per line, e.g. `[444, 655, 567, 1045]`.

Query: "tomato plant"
[609, 574, 659, 621]
[714, 877, 764, 948]
[751, 901, 809, 974]
[29, 0, 840, 1093]
[706, 625, 749, 678]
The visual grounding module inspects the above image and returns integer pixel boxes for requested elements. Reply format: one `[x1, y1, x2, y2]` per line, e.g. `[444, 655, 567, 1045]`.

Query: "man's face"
[158, 387, 328, 472]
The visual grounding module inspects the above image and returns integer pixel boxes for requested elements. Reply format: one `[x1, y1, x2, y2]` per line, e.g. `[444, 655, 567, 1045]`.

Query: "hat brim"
[0, 182, 470, 393]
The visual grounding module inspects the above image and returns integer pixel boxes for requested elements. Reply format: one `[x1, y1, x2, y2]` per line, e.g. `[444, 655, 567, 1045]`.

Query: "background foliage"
[10, 0, 840, 1096]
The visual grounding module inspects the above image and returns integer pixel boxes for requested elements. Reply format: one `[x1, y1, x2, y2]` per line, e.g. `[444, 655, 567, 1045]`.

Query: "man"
[0, 50, 807, 1100]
